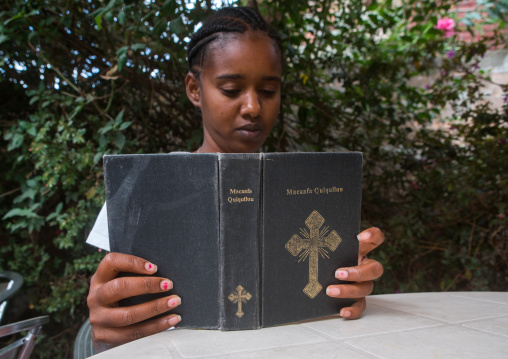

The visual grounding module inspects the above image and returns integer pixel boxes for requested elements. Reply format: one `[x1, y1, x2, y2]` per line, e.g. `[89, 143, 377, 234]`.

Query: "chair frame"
[0, 272, 23, 304]
[0, 272, 24, 325]
[0, 316, 49, 359]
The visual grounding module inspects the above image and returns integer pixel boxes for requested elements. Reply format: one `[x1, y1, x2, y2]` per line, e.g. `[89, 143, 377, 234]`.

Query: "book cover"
[105, 152, 362, 330]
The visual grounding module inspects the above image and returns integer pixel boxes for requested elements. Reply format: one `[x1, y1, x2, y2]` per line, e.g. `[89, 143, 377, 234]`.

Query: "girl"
[86, 6, 384, 351]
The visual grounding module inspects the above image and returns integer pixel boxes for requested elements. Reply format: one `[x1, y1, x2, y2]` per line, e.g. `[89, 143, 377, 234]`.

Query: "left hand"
[326, 227, 384, 319]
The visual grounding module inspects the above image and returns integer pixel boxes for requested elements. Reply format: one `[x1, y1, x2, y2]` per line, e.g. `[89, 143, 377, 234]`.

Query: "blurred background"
[1, 0, 507, 357]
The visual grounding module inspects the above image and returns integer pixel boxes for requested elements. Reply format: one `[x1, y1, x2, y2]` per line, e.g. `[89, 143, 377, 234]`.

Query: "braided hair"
[187, 6, 283, 76]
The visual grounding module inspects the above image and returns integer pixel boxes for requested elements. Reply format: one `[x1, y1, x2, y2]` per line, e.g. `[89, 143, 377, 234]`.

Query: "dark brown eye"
[261, 89, 276, 97]
[221, 89, 241, 97]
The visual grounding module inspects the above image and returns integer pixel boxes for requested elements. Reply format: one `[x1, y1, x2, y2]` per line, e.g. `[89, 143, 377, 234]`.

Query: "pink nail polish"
[145, 262, 157, 272]
[168, 297, 181, 307]
[163, 282, 168, 290]
[336, 270, 348, 279]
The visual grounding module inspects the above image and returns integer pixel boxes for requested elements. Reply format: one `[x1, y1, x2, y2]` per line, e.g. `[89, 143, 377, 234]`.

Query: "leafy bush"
[1, 0, 507, 357]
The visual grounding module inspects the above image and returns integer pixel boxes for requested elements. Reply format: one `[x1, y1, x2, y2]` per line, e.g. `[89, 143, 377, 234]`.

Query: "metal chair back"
[0, 272, 24, 325]
[0, 316, 49, 359]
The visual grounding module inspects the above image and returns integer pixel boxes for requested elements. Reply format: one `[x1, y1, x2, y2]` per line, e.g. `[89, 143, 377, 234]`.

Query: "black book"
[105, 152, 362, 330]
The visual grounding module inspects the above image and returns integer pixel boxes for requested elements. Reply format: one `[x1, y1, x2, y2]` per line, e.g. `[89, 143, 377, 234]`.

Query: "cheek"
[266, 99, 281, 119]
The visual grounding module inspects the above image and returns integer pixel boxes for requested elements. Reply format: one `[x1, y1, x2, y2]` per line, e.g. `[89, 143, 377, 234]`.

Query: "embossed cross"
[286, 210, 342, 298]
[228, 285, 252, 318]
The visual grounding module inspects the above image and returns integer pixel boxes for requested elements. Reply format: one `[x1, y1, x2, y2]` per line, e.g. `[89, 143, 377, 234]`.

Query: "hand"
[326, 227, 384, 319]
[87, 253, 182, 351]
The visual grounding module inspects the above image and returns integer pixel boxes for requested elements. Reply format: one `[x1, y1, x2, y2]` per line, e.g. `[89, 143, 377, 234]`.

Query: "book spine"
[218, 153, 261, 330]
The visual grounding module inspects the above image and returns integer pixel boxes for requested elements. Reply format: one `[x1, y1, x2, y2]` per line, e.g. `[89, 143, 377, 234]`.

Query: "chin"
[231, 142, 263, 153]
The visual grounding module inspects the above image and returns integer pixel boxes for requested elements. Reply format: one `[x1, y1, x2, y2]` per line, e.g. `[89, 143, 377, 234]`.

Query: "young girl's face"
[186, 31, 282, 153]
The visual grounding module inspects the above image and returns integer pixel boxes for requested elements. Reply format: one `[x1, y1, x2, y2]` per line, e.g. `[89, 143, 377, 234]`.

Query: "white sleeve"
[86, 203, 110, 251]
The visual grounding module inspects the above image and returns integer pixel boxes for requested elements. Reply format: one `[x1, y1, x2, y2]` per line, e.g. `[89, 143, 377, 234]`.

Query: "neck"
[196, 142, 220, 153]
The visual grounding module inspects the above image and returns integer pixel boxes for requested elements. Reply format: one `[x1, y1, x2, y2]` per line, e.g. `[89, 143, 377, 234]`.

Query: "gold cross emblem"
[286, 210, 342, 298]
[228, 285, 252, 318]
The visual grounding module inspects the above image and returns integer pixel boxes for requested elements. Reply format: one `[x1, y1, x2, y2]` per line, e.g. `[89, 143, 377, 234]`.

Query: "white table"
[91, 292, 508, 358]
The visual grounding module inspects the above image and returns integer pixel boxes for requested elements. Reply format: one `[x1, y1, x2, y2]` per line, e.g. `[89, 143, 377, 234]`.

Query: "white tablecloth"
[91, 292, 508, 358]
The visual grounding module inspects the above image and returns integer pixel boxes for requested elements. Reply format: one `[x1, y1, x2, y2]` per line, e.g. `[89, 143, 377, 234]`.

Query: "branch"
[0, 187, 21, 199]
[27, 42, 82, 95]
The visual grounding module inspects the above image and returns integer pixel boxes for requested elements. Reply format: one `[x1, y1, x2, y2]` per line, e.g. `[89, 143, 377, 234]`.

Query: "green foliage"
[1, 0, 507, 357]
[257, 0, 507, 295]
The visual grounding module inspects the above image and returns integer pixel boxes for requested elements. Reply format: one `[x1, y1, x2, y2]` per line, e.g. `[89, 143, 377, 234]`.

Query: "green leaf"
[118, 10, 126, 25]
[118, 53, 127, 70]
[105, 12, 114, 24]
[3, 207, 39, 220]
[131, 43, 147, 51]
[98, 122, 114, 134]
[94, 152, 104, 164]
[114, 109, 125, 124]
[99, 134, 108, 148]
[116, 46, 129, 57]
[169, 17, 185, 35]
[7, 133, 24, 151]
[153, 20, 167, 36]
[29, 96, 39, 105]
[119, 121, 132, 130]
[95, 13, 103, 30]
[46, 202, 63, 221]
[27, 126, 37, 137]
[112, 132, 126, 149]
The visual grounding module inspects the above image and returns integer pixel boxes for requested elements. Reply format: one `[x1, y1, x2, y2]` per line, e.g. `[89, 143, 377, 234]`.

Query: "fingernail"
[340, 309, 351, 318]
[357, 231, 371, 241]
[168, 315, 181, 327]
[160, 280, 173, 291]
[335, 270, 348, 279]
[326, 287, 340, 296]
[145, 262, 157, 272]
[168, 297, 181, 308]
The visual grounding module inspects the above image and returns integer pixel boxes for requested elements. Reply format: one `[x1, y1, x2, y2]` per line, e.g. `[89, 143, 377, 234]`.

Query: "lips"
[237, 123, 262, 132]
[235, 123, 263, 139]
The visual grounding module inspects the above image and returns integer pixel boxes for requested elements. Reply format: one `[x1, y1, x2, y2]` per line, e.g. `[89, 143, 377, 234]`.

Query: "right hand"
[87, 253, 182, 350]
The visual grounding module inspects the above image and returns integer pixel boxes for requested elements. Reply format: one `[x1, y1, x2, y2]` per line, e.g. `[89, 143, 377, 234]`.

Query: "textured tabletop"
[91, 292, 508, 358]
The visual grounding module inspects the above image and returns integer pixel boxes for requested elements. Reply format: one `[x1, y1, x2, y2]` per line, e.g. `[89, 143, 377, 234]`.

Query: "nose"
[240, 91, 261, 119]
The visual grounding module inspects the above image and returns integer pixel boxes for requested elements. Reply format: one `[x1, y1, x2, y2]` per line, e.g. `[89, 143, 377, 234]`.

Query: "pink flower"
[499, 213, 506, 219]
[436, 18, 455, 31]
[436, 18, 455, 37]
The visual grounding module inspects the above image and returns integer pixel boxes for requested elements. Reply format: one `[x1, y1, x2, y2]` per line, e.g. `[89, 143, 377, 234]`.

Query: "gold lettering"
[230, 188, 253, 195]
[286, 187, 344, 195]
[228, 196, 254, 203]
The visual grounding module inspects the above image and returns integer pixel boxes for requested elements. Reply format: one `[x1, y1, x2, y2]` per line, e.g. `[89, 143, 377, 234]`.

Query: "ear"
[185, 72, 201, 108]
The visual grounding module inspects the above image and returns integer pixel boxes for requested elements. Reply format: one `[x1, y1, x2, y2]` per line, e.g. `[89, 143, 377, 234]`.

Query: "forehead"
[202, 32, 282, 78]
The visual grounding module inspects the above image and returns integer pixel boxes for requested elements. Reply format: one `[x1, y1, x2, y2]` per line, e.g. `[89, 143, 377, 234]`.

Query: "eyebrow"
[216, 74, 281, 82]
